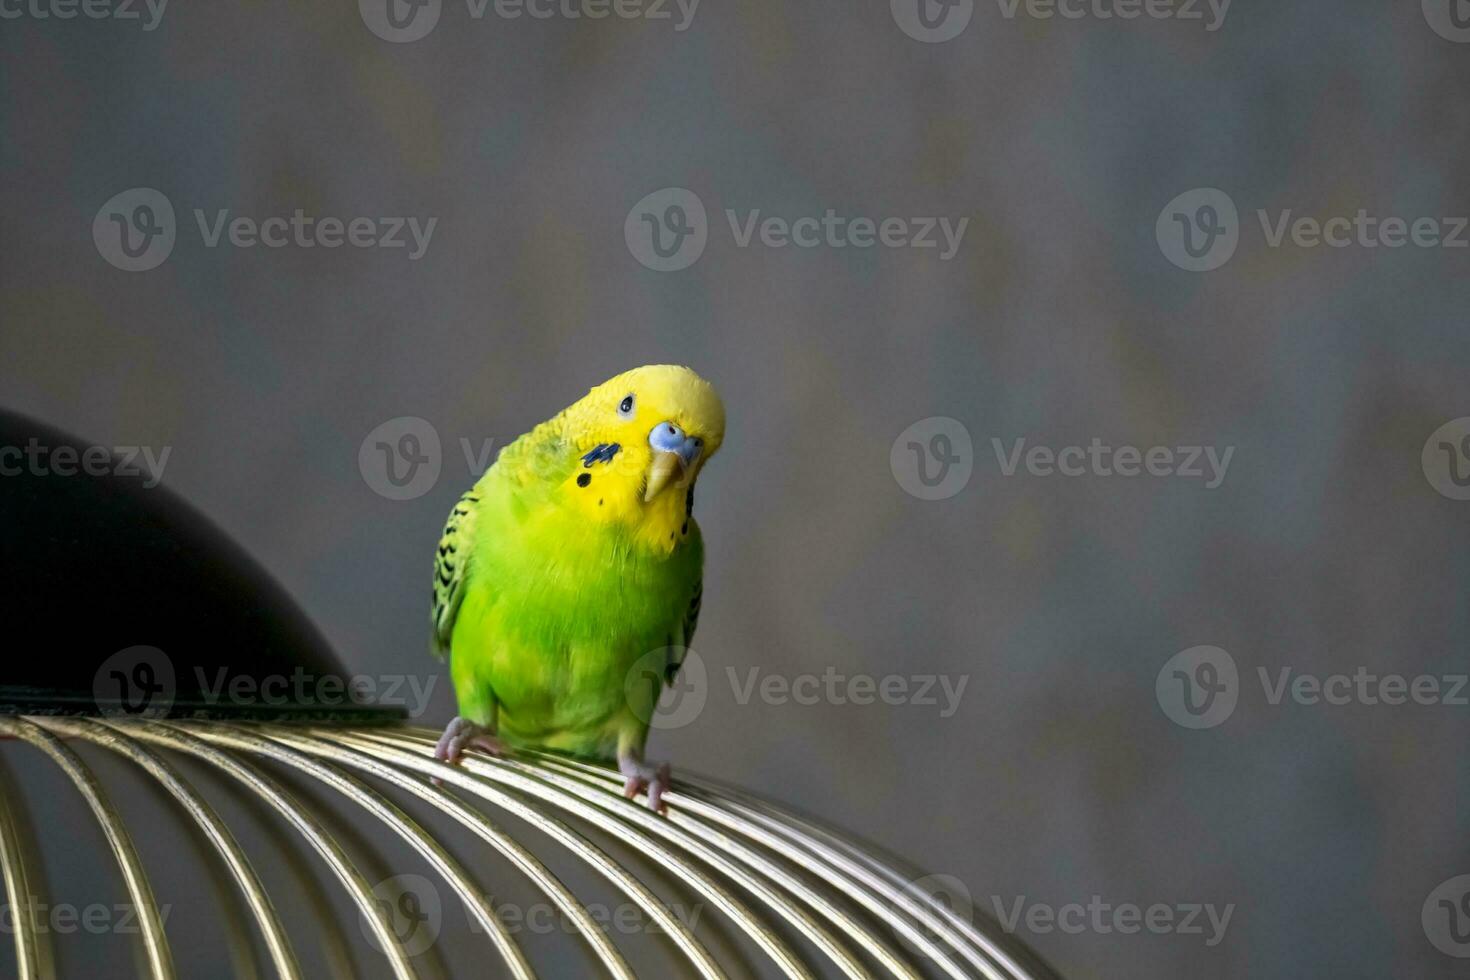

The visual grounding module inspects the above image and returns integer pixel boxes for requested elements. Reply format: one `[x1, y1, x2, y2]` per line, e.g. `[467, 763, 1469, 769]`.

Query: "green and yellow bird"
[430, 365, 724, 811]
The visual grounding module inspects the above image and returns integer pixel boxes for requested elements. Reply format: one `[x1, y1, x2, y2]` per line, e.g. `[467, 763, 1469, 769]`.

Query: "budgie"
[430, 365, 723, 812]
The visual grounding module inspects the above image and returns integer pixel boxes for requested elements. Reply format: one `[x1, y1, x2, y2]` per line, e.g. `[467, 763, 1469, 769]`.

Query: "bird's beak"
[645, 422, 703, 501]
[644, 451, 685, 502]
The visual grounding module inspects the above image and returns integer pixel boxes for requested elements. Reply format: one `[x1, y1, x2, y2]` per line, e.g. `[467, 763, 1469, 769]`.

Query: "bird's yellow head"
[558, 365, 724, 545]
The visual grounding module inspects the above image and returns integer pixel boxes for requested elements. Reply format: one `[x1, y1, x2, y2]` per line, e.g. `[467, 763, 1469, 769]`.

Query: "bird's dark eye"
[618, 395, 635, 417]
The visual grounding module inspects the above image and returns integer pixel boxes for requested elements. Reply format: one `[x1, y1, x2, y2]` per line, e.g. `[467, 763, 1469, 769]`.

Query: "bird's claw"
[620, 758, 672, 814]
[433, 717, 504, 766]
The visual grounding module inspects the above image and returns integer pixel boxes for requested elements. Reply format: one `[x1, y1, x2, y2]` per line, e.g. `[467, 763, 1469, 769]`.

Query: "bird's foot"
[433, 717, 504, 765]
[618, 755, 672, 814]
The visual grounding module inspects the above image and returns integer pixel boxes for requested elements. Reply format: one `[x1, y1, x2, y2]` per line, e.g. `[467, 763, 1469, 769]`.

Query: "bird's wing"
[662, 574, 702, 685]
[661, 513, 704, 685]
[430, 487, 482, 660]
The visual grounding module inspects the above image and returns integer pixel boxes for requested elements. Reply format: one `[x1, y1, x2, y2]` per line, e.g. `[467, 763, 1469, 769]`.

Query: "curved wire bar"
[366, 728, 876, 979]
[679, 770, 1049, 979]
[0, 753, 54, 980]
[22, 717, 304, 980]
[0, 717, 1052, 980]
[255, 726, 638, 980]
[525, 749, 1019, 980]
[521, 750, 974, 979]
[387, 730, 914, 980]
[0, 717, 176, 980]
[388, 726, 1049, 980]
[169, 723, 538, 980]
[322, 728, 747, 980]
[94, 719, 421, 980]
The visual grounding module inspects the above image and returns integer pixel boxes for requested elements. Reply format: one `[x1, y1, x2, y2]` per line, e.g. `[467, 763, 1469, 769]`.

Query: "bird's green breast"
[448, 465, 703, 758]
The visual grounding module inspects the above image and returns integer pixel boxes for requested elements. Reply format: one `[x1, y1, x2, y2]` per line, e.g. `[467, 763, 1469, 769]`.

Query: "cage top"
[0, 408, 400, 721]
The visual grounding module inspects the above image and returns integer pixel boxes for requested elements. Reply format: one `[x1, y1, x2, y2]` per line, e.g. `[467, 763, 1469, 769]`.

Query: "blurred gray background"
[4, 1, 1470, 977]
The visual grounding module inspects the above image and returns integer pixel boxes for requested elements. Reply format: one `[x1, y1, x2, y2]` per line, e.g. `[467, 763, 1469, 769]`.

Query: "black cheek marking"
[598, 498, 603, 506]
[577, 473, 591, 488]
[681, 522, 688, 535]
